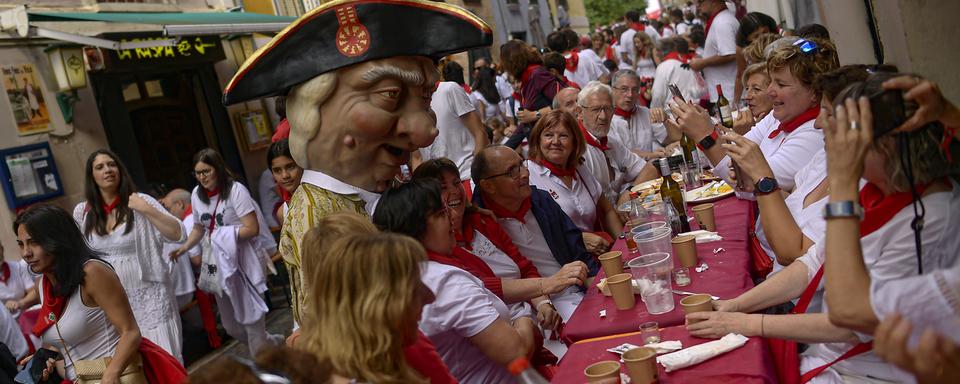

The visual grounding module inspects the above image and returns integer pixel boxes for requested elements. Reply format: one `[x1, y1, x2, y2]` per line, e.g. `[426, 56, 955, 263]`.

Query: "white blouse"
[712, 113, 824, 194]
[419, 261, 514, 384]
[526, 161, 602, 232]
[0, 260, 35, 306]
[797, 181, 960, 383]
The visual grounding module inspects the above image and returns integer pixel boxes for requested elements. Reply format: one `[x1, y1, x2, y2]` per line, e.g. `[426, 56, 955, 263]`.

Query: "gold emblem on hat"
[335, 6, 370, 57]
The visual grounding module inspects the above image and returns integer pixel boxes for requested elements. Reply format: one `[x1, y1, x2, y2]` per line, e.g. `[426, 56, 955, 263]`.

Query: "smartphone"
[868, 89, 907, 138]
[669, 84, 685, 102]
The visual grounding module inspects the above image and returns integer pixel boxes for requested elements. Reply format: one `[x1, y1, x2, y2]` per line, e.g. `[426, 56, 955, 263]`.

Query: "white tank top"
[39, 260, 121, 380]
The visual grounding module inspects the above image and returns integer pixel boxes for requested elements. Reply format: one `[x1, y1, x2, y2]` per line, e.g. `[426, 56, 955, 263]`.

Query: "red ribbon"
[859, 182, 931, 237]
[535, 159, 576, 177]
[768, 106, 820, 139]
[565, 49, 579, 72]
[482, 193, 532, 223]
[579, 121, 609, 151]
[102, 196, 121, 215]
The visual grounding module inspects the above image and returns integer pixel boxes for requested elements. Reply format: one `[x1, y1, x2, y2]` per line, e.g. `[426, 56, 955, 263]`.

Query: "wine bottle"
[716, 84, 733, 128]
[657, 159, 691, 233]
[680, 134, 697, 169]
[508, 357, 550, 384]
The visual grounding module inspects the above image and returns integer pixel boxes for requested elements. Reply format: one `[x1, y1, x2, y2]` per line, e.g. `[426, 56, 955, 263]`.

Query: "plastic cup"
[625, 218, 644, 232]
[680, 294, 714, 324]
[634, 227, 672, 256]
[630, 221, 667, 237]
[671, 235, 699, 268]
[584, 360, 622, 383]
[607, 273, 636, 310]
[692, 203, 716, 232]
[627, 252, 675, 315]
[598, 251, 624, 278]
[622, 347, 658, 384]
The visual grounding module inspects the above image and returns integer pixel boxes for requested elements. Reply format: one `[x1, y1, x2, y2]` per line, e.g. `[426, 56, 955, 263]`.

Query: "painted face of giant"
[294, 56, 440, 193]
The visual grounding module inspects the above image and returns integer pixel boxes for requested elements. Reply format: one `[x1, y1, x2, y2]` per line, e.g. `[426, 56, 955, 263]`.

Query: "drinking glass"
[627, 252, 675, 315]
[640, 321, 660, 344]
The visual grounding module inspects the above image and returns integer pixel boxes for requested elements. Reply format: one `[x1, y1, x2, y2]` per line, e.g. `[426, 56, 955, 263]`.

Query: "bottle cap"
[507, 357, 531, 375]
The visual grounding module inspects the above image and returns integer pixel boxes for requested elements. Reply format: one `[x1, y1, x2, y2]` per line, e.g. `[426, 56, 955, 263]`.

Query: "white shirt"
[757, 148, 829, 276]
[299, 169, 381, 215]
[527, 161, 602, 232]
[0, 260, 35, 306]
[191, 182, 276, 258]
[257, 169, 280, 228]
[564, 49, 607, 87]
[496, 74, 513, 100]
[675, 22, 690, 35]
[582, 130, 647, 201]
[650, 58, 705, 108]
[713, 113, 823, 193]
[423, 81, 478, 179]
[635, 57, 657, 79]
[164, 214, 199, 298]
[702, 9, 739, 102]
[645, 25, 661, 43]
[495, 210, 583, 320]
[419, 261, 514, 384]
[469, 231, 534, 320]
[609, 105, 668, 154]
[871, 262, 960, 345]
[471, 90, 502, 122]
[797, 182, 960, 383]
[618, 28, 638, 70]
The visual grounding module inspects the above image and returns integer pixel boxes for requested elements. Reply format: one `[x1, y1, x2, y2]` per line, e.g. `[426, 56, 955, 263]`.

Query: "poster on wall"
[2, 64, 52, 136]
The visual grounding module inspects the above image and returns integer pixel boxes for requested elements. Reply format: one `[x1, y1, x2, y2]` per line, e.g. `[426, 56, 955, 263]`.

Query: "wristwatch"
[696, 131, 719, 151]
[535, 110, 542, 120]
[754, 177, 780, 195]
[823, 201, 863, 219]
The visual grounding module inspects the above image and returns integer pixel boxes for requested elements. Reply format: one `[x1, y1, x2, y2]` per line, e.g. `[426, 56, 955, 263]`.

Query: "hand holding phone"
[669, 84, 685, 102]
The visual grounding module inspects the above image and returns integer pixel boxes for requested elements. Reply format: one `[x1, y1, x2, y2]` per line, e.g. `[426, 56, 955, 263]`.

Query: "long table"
[550, 325, 776, 383]
[561, 196, 756, 343]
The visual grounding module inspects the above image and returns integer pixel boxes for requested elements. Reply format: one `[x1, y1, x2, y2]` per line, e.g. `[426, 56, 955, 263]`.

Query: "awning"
[0, 6, 295, 50]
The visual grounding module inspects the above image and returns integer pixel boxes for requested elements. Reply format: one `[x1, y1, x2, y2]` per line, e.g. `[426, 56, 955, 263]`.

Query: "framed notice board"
[0, 142, 64, 209]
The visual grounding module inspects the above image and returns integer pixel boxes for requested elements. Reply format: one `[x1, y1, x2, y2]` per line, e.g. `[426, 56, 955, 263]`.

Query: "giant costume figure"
[223, 0, 492, 327]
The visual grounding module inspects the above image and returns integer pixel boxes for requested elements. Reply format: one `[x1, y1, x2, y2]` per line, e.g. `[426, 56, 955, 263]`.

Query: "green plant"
[584, 0, 648, 29]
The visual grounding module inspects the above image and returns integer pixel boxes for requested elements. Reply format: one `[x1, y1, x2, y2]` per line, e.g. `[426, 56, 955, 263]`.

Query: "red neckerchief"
[426, 247, 496, 279]
[768, 106, 819, 139]
[579, 121, 609, 151]
[0, 263, 9, 284]
[206, 188, 220, 198]
[33, 276, 66, 336]
[859, 182, 932, 237]
[704, 8, 725, 36]
[520, 64, 540, 86]
[614, 107, 634, 119]
[102, 196, 121, 215]
[461, 84, 472, 94]
[181, 205, 192, 221]
[605, 45, 615, 61]
[663, 51, 688, 64]
[561, 76, 580, 89]
[565, 49, 580, 72]
[630, 22, 644, 32]
[535, 158, 576, 177]
[481, 192, 532, 223]
[278, 187, 292, 204]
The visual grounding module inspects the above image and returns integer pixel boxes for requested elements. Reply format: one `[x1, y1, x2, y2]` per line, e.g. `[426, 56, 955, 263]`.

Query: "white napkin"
[678, 230, 724, 243]
[656, 333, 748, 372]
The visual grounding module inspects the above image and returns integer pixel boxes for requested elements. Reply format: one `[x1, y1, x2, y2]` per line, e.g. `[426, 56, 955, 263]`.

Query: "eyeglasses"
[583, 105, 614, 115]
[613, 86, 641, 95]
[193, 169, 213, 178]
[482, 159, 528, 180]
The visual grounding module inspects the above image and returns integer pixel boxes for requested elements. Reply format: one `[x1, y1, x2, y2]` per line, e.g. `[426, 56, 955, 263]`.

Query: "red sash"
[768, 107, 819, 139]
[565, 49, 579, 72]
[481, 193, 532, 223]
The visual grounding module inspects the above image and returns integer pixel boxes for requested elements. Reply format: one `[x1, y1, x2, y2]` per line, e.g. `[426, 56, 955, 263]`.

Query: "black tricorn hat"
[223, 0, 493, 105]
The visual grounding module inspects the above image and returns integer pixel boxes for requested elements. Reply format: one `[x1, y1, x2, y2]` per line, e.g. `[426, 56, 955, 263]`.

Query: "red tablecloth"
[561, 197, 756, 343]
[551, 325, 776, 383]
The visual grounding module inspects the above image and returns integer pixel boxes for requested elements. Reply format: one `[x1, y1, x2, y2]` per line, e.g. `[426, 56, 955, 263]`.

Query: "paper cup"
[622, 347, 658, 384]
[598, 251, 624, 278]
[607, 273, 636, 310]
[671, 235, 699, 268]
[584, 360, 622, 383]
[692, 203, 716, 232]
[680, 293, 714, 323]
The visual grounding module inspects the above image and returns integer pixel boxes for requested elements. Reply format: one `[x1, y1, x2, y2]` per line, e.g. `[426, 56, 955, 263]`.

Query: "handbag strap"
[52, 307, 77, 371]
[792, 265, 824, 314]
[798, 342, 873, 383]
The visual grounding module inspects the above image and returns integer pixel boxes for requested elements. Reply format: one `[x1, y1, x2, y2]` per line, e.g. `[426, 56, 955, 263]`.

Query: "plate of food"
[685, 180, 734, 203]
[630, 173, 683, 194]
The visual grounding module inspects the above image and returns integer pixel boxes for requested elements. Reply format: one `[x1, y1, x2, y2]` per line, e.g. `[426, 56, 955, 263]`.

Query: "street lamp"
[45, 44, 87, 91]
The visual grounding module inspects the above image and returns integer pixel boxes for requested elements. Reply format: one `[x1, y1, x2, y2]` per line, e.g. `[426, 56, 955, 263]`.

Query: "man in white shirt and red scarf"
[689, 0, 739, 106]
[609, 69, 676, 160]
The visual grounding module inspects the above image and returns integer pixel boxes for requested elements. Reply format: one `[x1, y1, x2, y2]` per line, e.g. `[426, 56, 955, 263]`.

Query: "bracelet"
[760, 314, 765, 337]
[536, 300, 555, 312]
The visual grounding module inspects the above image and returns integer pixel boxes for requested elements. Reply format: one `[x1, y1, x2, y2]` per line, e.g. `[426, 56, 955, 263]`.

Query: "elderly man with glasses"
[609, 69, 681, 160]
[471, 145, 597, 325]
[577, 81, 659, 205]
